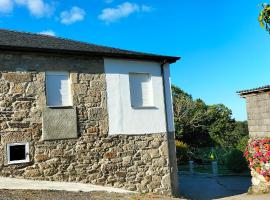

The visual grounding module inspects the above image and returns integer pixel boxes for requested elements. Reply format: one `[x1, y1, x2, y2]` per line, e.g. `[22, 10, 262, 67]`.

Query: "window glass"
[9, 145, 26, 161]
[7, 143, 30, 164]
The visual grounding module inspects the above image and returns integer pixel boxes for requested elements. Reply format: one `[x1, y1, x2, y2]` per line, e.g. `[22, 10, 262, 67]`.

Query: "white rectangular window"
[129, 73, 154, 108]
[46, 71, 72, 107]
[7, 143, 30, 164]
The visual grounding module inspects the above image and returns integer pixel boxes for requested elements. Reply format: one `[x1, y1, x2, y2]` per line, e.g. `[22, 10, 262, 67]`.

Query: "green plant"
[259, 3, 270, 34]
[226, 149, 248, 173]
[236, 135, 249, 152]
[175, 140, 189, 164]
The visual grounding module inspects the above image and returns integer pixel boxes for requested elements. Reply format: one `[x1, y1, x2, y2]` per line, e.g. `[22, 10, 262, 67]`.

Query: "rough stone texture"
[244, 92, 270, 137]
[243, 92, 270, 194]
[248, 169, 270, 194]
[42, 107, 77, 140]
[0, 51, 172, 195]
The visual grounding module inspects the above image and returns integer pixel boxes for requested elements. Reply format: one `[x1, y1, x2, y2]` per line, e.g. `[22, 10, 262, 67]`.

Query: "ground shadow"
[179, 173, 251, 200]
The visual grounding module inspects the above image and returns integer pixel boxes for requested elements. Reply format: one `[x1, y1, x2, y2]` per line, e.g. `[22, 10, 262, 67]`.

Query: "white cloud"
[15, 0, 54, 17]
[0, 0, 14, 13]
[39, 29, 55, 36]
[98, 2, 152, 24]
[60, 6, 85, 25]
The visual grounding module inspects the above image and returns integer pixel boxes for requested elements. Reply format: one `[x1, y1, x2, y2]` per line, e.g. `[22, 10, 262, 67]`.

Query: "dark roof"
[0, 29, 180, 63]
[237, 85, 270, 96]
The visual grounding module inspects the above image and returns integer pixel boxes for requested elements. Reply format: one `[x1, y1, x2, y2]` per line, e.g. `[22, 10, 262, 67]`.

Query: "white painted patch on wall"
[129, 73, 154, 108]
[105, 58, 173, 135]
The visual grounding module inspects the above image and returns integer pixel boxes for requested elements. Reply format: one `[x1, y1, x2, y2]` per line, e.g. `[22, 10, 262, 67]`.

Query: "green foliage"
[190, 147, 227, 164]
[236, 135, 249, 152]
[207, 104, 236, 150]
[175, 140, 188, 149]
[225, 149, 248, 173]
[175, 140, 189, 164]
[172, 85, 248, 150]
[172, 85, 214, 147]
[259, 3, 270, 34]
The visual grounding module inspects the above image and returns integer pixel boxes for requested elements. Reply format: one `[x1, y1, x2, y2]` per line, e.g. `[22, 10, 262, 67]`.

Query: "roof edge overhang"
[0, 45, 181, 64]
[237, 85, 270, 97]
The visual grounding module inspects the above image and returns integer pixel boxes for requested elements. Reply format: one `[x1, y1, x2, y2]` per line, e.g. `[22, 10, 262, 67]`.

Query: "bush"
[190, 147, 227, 165]
[175, 140, 189, 164]
[226, 149, 248, 173]
[236, 136, 249, 152]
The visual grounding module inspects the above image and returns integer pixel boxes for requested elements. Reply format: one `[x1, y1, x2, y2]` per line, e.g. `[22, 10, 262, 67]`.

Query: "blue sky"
[0, 0, 269, 121]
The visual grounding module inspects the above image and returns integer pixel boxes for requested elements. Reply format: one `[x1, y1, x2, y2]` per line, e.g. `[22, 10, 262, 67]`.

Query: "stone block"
[42, 107, 78, 140]
[0, 80, 9, 93]
[1, 132, 32, 144]
[2, 73, 32, 83]
[13, 101, 32, 110]
[35, 154, 49, 162]
[24, 169, 41, 177]
[8, 122, 30, 128]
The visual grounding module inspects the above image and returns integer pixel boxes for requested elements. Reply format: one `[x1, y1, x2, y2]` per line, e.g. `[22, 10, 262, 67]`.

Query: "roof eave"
[237, 88, 270, 97]
[0, 45, 180, 64]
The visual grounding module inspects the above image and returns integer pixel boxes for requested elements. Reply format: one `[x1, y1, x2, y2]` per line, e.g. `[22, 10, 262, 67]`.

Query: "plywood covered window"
[46, 71, 72, 107]
[129, 73, 154, 108]
[7, 143, 30, 164]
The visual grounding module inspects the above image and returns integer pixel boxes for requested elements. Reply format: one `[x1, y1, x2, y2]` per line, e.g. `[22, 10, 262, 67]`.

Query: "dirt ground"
[0, 189, 184, 200]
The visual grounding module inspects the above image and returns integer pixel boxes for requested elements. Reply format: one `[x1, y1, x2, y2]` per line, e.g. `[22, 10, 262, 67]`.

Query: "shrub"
[226, 149, 248, 173]
[175, 140, 189, 164]
[236, 136, 249, 152]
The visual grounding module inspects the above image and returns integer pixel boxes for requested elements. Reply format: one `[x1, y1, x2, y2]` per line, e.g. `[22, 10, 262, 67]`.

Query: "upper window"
[129, 73, 154, 108]
[46, 71, 72, 107]
[7, 143, 30, 165]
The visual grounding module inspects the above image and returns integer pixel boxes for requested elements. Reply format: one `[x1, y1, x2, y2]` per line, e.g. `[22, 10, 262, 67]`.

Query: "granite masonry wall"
[0, 51, 172, 195]
[245, 92, 270, 137]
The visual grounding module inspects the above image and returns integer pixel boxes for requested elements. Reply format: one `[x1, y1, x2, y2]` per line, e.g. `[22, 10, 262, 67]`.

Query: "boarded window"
[46, 71, 71, 107]
[129, 73, 154, 108]
[7, 143, 30, 164]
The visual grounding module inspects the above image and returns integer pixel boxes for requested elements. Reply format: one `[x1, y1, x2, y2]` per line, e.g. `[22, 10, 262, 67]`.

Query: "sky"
[0, 0, 269, 121]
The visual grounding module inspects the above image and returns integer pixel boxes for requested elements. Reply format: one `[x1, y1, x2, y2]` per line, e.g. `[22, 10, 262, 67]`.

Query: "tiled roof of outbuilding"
[237, 85, 270, 96]
[0, 29, 180, 63]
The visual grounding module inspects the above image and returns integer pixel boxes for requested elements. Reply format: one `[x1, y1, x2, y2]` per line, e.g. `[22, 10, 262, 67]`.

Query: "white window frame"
[45, 71, 72, 107]
[7, 143, 30, 165]
[129, 72, 154, 108]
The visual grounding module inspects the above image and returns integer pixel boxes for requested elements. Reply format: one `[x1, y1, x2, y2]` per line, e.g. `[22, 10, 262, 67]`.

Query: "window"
[7, 143, 30, 164]
[129, 73, 154, 108]
[46, 71, 72, 107]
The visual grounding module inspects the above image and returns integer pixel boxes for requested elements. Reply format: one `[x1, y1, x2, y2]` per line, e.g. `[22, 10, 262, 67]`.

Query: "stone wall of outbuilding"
[0, 51, 172, 195]
[244, 92, 270, 137]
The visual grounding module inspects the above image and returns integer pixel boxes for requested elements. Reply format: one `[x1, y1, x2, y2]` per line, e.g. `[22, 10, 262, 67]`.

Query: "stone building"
[0, 29, 180, 196]
[238, 85, 270, 137]
[238, 85, 270, 193]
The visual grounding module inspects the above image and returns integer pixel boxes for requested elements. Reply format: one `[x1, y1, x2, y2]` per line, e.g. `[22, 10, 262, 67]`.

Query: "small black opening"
[9, 145, 26, 161]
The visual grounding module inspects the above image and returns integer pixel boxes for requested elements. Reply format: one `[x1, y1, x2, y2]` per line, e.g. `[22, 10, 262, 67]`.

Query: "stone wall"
[245, 92, 270, 137]
[0, 51, 172, 195]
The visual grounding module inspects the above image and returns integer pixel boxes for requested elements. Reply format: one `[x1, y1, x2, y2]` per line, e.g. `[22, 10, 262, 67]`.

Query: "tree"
[259, 3, 270, 34]
[172, 85, 248, 150]
[207, 104, 236, 150]
[172, 85, 213, 147]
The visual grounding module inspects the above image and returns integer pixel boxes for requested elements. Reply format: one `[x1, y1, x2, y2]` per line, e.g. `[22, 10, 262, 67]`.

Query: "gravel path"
[0, 189, 184, 200]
